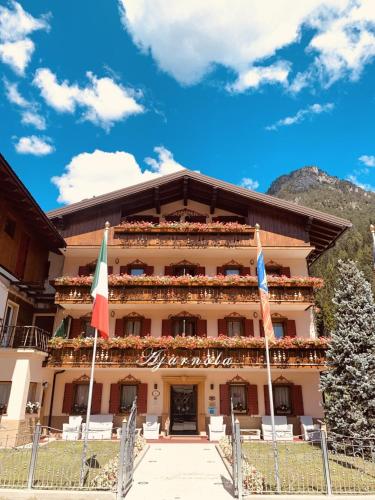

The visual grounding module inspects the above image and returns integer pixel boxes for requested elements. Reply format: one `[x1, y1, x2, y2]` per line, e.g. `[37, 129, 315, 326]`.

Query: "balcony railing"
[114, 222, 255, 249]
[46, 339, 327, 368]
[0, 325, 50, 352]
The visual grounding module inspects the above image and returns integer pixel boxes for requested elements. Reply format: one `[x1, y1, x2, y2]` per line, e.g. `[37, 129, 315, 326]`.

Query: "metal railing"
[117, 399, 137, 498]
[0, 325, 50, 352]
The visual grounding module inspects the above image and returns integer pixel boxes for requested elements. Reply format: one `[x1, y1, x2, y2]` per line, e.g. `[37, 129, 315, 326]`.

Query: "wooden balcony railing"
[114, 222, 255, 249]
[46, 342, 327, 368]
[0, 325, 50, 352]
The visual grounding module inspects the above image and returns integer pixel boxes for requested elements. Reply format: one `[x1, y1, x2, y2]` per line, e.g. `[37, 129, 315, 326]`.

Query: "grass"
[242, 441, 375, 494]
[0, 440, 119, 489]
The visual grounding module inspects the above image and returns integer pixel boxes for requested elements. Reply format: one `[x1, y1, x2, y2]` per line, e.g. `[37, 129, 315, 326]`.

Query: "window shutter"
[281, 267, 291, 278]
[241, 267, 251, 276]
[120, 265, 128, 275]
[219, 384, 230, 415]
[78, 266, 90, 276]
[109, 384, 121, 414]
[144, 266, 154, 276]
[218, 318, 227, 336]
[197, 319, 207, 337]
[196, 266, 205, 275]
[114, 318, 125, 337]
[107, 265, 113, 275]
[91, 383, 102, 414]
[244, 319, 254, 337]
[264, 385, 270, 415]
[162, 319, 172, 336]
[292, 385, 304, 416]
[138, 383, 148, 414]
[247, 385, 259, 415]
[70, 318, 83, 338]
[141, 318, 151, 337]
[164, 266, 173, 276]
[62, 383, 74, 413]
[286, 320, 297, 337]
[259, 320, 265, 337]
[217, 266, 225, 275]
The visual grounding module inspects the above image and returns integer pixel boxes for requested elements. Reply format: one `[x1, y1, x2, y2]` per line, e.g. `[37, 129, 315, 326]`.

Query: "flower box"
[114, 221, 255, 234]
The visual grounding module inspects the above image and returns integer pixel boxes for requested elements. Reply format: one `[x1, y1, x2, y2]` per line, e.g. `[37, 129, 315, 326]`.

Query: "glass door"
[170, 385, 198, 435]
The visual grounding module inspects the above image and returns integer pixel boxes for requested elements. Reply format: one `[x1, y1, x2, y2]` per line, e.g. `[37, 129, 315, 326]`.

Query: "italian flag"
[90, 230, 109, 338]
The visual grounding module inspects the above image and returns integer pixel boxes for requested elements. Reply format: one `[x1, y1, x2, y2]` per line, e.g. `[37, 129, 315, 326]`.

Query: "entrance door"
[170, 385, 197, 435]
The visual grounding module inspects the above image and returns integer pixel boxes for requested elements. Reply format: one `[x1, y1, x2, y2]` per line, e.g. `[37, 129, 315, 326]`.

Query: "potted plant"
[26, 401, 40, 414]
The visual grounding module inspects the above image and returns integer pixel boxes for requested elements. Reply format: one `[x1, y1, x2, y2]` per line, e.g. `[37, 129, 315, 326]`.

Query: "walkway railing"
[0, 325, 50, 352]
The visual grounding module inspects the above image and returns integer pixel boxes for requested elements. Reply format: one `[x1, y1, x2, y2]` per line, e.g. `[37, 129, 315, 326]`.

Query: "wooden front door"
[170, 385, 198, 435]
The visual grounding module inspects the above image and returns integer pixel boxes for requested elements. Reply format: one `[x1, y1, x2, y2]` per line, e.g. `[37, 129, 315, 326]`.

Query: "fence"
[231, 428, 375, 496]
[0, 419, 139, 497]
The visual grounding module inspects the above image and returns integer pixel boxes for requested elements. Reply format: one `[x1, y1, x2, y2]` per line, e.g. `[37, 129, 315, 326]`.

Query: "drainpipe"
[47, 370, 65, 431]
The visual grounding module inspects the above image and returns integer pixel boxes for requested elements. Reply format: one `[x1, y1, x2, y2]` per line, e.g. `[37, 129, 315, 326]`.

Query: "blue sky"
[1, 0, 375, 210]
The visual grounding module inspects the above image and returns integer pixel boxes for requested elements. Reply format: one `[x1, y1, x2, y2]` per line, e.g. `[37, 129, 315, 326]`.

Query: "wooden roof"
[47, 169, 351, 263]
[0, 154, 65, 251]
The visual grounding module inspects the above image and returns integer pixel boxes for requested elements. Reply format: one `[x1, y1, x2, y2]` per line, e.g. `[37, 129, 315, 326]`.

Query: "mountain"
[267, 166, 375, 334]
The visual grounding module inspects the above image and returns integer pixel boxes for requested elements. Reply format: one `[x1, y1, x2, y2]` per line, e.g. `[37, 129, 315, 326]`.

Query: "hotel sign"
[138, 348, 233, 372]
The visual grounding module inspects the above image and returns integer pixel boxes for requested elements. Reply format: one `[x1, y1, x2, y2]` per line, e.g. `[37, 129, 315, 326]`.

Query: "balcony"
[113, 221, 254, 248]
[53, 275, 322, 305]
[46, 336, 328, 368]
[0, 325, 50, 352]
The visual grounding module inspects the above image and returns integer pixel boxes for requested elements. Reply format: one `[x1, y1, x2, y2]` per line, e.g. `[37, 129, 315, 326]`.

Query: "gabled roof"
[47, 168, 351, 263]
[0, 154, 66, 250]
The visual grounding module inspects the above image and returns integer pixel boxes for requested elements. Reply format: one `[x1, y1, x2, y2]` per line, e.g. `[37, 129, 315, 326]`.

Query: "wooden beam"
[154, 187, 161, 214]
[210, 187, 217, 214]
[183, 176, 189, 206]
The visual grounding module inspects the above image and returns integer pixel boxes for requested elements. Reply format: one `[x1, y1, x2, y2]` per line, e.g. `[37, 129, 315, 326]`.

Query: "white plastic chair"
[143, 415, 160, 440]
[299, 416, 321, 441]
[62, 415, 82, 441]
[261, 416, 293, 441]
[208, 416, 226, 441]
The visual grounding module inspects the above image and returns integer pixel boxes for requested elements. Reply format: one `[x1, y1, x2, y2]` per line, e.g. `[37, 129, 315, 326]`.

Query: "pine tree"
[320, 260, 375, 438]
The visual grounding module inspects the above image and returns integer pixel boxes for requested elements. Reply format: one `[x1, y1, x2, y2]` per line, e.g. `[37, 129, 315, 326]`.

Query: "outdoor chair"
[208, 415, 226, 441]
[261, 416, 293, 441]
[62, 415, 82, 441]
[81, 414, 113, 440]
[299, 416, 321, 441]
[143, 415, 160, 440]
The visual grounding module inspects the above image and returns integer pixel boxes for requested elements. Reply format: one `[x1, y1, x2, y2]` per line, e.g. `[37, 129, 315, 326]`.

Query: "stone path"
[126, 443, 234, 500]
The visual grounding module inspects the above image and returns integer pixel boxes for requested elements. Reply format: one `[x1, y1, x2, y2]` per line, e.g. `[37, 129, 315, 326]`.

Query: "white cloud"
[4, 79, 46, 130]
[52, 147, 186, 204]
[347, 174, 375, 192]
[119, 0, 375, 91]
[34, 68, 144, 129]
[228, 61, 290, 93]
[266, 102, 334, 131]
[359, 155, 375, 167]
[240, 178, 259, 190]
[15, 135, 54, 155]
[0, 1, 49, 74]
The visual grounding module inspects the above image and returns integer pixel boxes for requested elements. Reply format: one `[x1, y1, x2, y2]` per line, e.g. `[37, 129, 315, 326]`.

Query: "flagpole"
[80, 222, 110, 486]
[255, 223, 281, 493]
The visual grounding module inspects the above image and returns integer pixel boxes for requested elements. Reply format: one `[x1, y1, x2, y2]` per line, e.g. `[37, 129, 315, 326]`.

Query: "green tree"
[320, 260, 375, 437]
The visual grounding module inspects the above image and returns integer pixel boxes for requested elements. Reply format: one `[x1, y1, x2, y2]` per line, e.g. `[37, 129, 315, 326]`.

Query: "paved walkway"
[126, 442, 234, 500]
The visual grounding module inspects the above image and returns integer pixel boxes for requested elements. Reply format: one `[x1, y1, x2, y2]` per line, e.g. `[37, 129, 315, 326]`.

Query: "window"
[173, 265, 197, 276]
[120, 385, 137, 412]
[272, 321, 285, 339]
[4, 218, 16, 238]
[130, 267, 145, 276]
[227, 318, 244, 337]
[73, 384, 89, 414]
[125, 318, 142, 336]
[0, 382, 11, 414]
[27, 382, 37, 403]
[172, 317, 197, 336]
[230, 384, 247, 413]
[273, 385, 292, 415]
[225, 268, 241, 276]
[82, 318, 95, 338]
